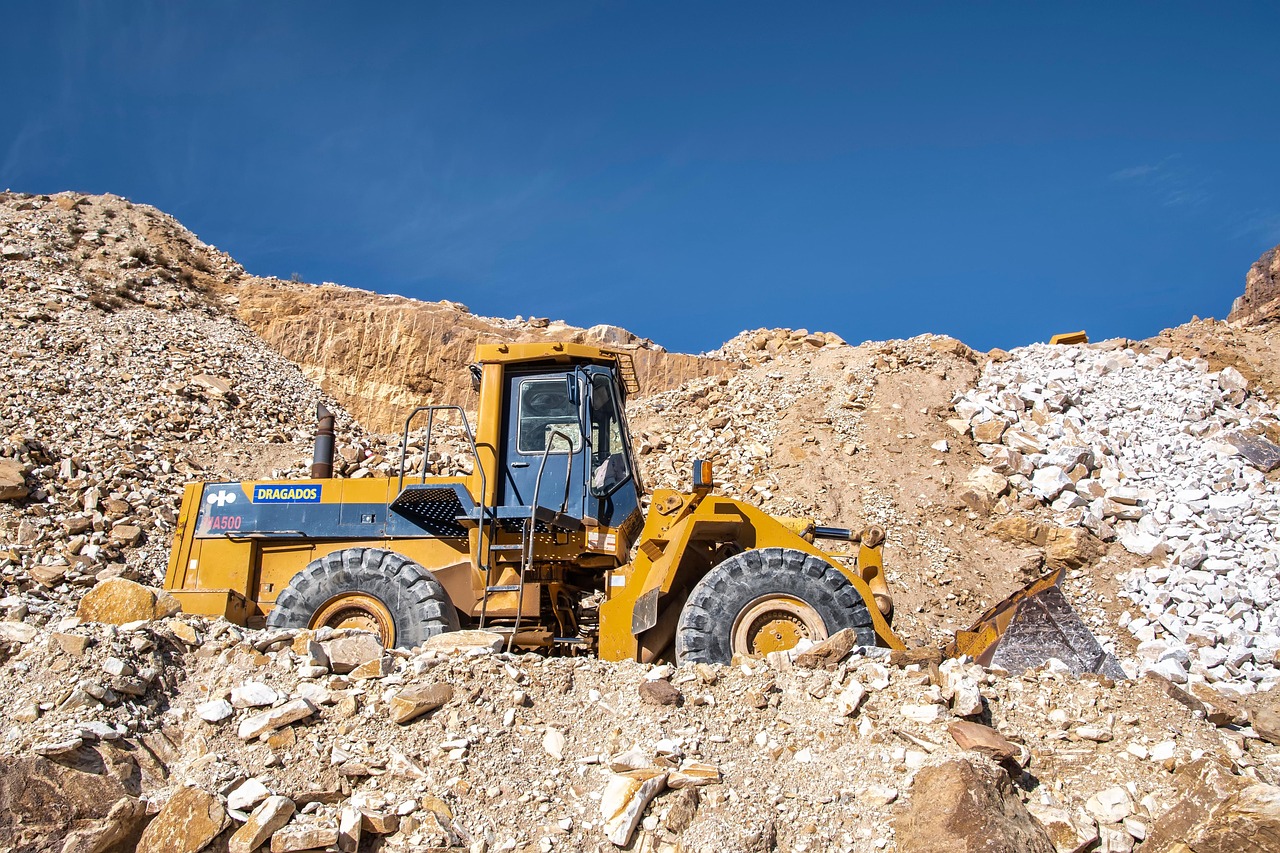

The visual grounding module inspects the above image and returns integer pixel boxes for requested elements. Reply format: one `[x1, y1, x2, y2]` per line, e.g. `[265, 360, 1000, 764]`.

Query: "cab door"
[497, 370, 587, 519]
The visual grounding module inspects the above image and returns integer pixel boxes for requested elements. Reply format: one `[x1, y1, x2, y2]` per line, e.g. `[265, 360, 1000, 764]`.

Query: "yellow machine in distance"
[165, 341, 1122, 676]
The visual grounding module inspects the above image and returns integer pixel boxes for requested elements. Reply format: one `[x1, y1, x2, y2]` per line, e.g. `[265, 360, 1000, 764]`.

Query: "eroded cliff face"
[232, 277, 735, 432]
[1229, 243, 1280, 326]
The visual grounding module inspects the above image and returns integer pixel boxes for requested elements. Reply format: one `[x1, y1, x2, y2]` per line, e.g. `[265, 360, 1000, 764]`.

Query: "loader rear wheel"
[266, 548, 460, 649]
[675, 547, 876, 665]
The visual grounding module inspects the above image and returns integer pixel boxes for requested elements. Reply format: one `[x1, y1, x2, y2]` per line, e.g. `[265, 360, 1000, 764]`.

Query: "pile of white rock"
[952, 342, 1280, 694]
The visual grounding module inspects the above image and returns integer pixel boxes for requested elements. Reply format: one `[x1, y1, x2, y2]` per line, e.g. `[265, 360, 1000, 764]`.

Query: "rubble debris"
[955, 342, 1280, 692]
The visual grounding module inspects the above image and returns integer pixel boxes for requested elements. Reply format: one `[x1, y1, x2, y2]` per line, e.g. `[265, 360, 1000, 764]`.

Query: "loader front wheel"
[266, 548, 460, 649]
[675, 547, 876, 665]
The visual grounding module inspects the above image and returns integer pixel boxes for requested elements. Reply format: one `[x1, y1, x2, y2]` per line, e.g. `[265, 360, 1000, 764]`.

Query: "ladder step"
[488, 544, 525, 551]
[485, 585, 522, 593]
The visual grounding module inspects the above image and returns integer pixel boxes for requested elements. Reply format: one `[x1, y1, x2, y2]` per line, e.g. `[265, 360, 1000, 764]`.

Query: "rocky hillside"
[0, 190, 1278, 852]
[232, 278, 734, 433]
[1229, 242, 1280, 327]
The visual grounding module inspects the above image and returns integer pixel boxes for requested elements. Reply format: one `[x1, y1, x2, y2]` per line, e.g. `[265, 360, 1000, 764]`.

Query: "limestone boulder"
[389, 682, 453, 724]
[422, 629, 505, 654]
[1044, 527, 1100, 569]
[0, 753, 144, 851]
[1148, 781, 1280, 853]
[1252, 694, 1280, 745]
[956, 467, 1008, 515]
[0, 459, 29, 500]
[793, 627, 860, 670]
[989, 516, 1048, 547]
[947, 721, 1020, 764]
[229, 796, 295, 853]
[896, 758, 1055, 853]
[76, 578, 182, 625]
[320, 632, 383, 674]
[59, 795, 149, 853]
[136, 786, 228, 853]
[601, 769, 667, 847]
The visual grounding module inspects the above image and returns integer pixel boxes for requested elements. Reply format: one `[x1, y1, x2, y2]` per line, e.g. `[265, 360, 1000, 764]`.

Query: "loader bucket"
[947, 568, 1126, 680]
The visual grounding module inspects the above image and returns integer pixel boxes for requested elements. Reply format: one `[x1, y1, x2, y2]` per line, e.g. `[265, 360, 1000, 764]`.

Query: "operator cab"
[497, 363, 640, 530]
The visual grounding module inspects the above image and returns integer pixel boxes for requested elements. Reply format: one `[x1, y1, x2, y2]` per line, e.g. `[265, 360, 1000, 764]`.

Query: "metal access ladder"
[478, 428, 581, 651]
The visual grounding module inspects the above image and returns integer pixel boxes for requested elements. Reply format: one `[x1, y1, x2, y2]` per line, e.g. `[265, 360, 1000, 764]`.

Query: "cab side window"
[589, 375, 630, 495]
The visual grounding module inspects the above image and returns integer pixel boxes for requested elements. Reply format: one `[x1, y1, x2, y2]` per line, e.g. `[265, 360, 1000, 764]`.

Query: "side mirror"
[566, 372, 580, 405]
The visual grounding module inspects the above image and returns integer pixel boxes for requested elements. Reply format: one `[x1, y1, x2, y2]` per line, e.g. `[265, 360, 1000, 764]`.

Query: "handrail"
[395, 405, 486, 506]
[395, 405, 490, 580]
[532, 428, 575, 519]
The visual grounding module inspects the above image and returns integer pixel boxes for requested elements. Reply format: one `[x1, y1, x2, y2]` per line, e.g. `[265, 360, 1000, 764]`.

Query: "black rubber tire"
[675, 547, 876, 665]
[265, 547, 460, 649]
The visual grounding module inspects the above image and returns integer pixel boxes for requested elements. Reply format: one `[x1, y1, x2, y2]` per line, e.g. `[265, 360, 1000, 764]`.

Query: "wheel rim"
[310, 593, 395, 646]
[731, 594, 828, 656]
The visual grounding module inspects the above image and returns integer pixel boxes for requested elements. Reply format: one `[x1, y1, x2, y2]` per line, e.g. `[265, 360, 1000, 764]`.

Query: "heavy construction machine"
[165, 342, 1122, 674]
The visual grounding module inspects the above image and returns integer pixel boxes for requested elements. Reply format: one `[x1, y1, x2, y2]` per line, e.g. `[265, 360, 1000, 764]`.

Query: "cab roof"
[474, 341, 624, 368]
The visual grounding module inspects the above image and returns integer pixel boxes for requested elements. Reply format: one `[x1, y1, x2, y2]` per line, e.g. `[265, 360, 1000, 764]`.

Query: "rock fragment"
[229, 795, 295, 853]
[638, 679, 682, 706]
[237, 697, 316, 739]
[422, 629, 505, 654]
[227, 777, 271, 812]
[388, 682, 453, 724]
[321, 632, 382, 673]
[270, 824, 339, 852]
[0, 621, 37, 643]
[1144, 756, 1280, 852]
[600, 770, 667, 847]
[196, 699, 234, 722]
[231, 681, 279, 708]
[793, 627, 859, 669]
[947, 721, 1020, 763]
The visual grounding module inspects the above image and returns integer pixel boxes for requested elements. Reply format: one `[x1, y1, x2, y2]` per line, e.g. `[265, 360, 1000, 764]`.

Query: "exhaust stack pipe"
[311, 403, 335, 479]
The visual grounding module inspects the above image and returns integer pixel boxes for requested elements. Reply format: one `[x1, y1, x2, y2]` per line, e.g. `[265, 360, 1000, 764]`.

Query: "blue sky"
[5, 2, 1279, 353]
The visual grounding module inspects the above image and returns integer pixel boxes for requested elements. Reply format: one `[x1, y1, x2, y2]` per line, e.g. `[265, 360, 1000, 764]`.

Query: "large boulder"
[76, 578, 181, 625]
[0, 749, 145, 852]
[136, 786, 228, 853]
[896, 758, 1055, 853]
[1145, 757, 1280, 852]
[1044, 527, 1101, 569]
[1251, 691, 1280, 745]
[957, 467, 1009, 515]
[320, 632, 383, 674]
[0, 459, 28, 500]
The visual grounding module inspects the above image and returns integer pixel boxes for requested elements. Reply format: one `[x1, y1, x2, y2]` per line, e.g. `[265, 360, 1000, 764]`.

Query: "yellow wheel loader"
[164, 342, 1122, 675]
